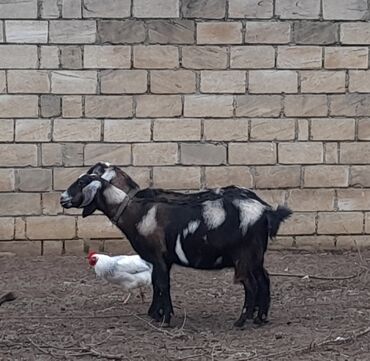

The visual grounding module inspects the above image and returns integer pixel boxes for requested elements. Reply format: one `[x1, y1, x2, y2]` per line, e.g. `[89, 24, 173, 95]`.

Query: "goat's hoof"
[233, 318, 247, 328]
[253, 316, 268, 326]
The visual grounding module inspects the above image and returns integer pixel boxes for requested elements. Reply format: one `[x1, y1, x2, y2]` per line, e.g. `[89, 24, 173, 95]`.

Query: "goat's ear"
[81, 180, 101, 208]
[82, 203, 97, 218]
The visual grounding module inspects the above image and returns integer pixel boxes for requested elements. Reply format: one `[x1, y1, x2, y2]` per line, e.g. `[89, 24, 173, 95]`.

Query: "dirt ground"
[1, 250, 370, 361]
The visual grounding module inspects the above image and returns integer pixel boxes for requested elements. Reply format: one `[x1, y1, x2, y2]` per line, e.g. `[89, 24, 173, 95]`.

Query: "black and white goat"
[60, 162, 292, 327]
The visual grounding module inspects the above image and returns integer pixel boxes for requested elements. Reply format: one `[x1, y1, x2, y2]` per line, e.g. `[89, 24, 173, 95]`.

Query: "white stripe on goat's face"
[137, 206, 157, 236]
[79, 173, 86, 178]
[101, 167, 116, 182]
[175, 234, 189, 265]
[202, 199, 226, 230]
[233, 199, 265, 235]
[183, 219, 200, 239]
[103, 185, 127, 205]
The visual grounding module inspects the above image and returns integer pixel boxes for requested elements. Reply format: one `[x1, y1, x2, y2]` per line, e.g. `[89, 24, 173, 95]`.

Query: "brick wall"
[1, 0, 370, 255]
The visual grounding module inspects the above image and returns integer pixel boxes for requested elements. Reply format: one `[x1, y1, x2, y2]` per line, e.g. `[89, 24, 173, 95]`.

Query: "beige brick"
[337, 189, 370, 211]
[133, 0, 179, 18]
[151, 70, 196, 94]
[136, 95, 181, 117]
[0, 45, 37, 68]
[205, 166, 253, 188]
[181, 143, 226, 165]
[336, 236, 370, 250]
[0, 144, 37, 167]
[153, 118, 201, 141]
[256, 189, 286, 207]
[293, 21, 338, 45]
[295, 236, 335, 250]
[184, 95, 233, 117]
[125, 167, 151, 188]
[277, 46, 322, 69]
[279, 142, 323, 164]
[153, 167, 200, 189]
[200, 70, 245, 93]
[301, 71, 345, 93]
[64, 240, 85, 255]
[53, 119, 101, 141]
[40, 46, 59, 69]
[43, 241, 63, 256]
[42, 144, 62, 166]
[85, 96, 133, 118]
[84, 46, 130, 69]
[287, 189, 335, 211]
[255, 166, 301, 188]
[323, 0, 368, 20]
[0, 169, 15, 191]
[0, 95, 38, 117]
[49, 20, 96, 43]
[133, 143, 178, 166]
[134, 46, 179, 69]
[61, 143, 84, 166]
[182, 46, 228, 69]
[245, 22, 290, 44]
[0, 71, 5, 93]
[83, 0, 130, 18]
[318, 212, 363, 234]
[0, 119, 14, 141]
[230, 46, 275, 69]
[251, 119, 295, 141]
[16, 169, 52, 192]
[5, 21, 48, 43]
[366, 213, 370, 233]
[0, 241, 41, 256]
[148, 20, 195, 44]
[41, 95, 61, 118]
[229, 0, 273, 18]
[229, 143, 276, 165]
[14, 217, 26, 239]
[104, 119, 151, 142]
[249, 70, 297, 93]
[8, 70, 50, 93]
[284, 95, 328, 117]
[84, 239, 104, 253]
[53, 167, 88, 190]
[27, 216, 75, 239]
[0, 22, 3, 42]
[311, 118, 355, 141]
[279, 213, 316, 235]
[15, 119, 51, 142]
[340, 143, 370, 164]
[358, 119, 370, 140]
[78, 215, 121, 238]
[324, 143, 338, 164]
[269, 236, 295, 249]
[204, 118, 248, 141]
[51, 71, 97, 94]
[0, 0, 37, 18]
[349, 71, 370, 93]
[297, 119, 309, 140]
[341, 23, 370, 44]
[60, 46, 82, 69]
[84, 144, 131, 166]
[182, 0, 226, 19]
[0, 193, 41, 216]
[330, 94, 370, 116]
[62, 96, 83, 118]
[62, 0, 81, 18]
[0, 218, 14, 240]
[41, 0, 59, 18]
[276, 0, 320, 19]
[236, 95, 282, 117]
[304, 165, 349, 187]
[98, 20, 146, 44]
[101, 70, 147, 94]
[42, 192, 63, 215]
[105, 239, 134, 254]
[325, 47, 368, 69]
[197, 22, 242, 44]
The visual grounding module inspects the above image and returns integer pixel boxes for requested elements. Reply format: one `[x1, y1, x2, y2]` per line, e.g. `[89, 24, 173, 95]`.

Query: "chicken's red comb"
[87, 251, 96, 259]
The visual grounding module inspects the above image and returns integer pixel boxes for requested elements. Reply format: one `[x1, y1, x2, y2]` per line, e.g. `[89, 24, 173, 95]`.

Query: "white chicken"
[87, 251, 152, 304]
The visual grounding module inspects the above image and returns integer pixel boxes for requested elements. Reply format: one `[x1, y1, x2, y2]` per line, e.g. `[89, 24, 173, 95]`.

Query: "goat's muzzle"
[60, 191, 73, 208]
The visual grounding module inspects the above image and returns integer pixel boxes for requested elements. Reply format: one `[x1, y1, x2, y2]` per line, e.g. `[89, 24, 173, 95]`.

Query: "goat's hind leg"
[253, 267, 270, 325]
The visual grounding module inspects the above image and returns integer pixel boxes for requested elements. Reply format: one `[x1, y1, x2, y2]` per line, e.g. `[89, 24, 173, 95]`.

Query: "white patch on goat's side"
[215, 256, 223, 266]
[233, 199, 265, 235]
[137, 206, 157, 236]
[101, 167, 116, 182]
[214, 188, 221, 194]
[202, 199, 226, 230]
[183, 220, 200, 239]
[103, 185, 127, 205]
[175, 234, 189, 265]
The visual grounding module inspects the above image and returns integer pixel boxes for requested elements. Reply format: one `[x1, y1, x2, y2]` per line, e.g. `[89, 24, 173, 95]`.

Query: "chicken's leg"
[139, 288, 145, 304]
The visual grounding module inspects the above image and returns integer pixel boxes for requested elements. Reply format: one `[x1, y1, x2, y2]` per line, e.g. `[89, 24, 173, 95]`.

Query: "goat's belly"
[175, 253, 233, 270]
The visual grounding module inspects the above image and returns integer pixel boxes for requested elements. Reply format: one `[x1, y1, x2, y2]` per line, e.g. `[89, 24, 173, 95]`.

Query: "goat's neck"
[95, 185, 128, 220]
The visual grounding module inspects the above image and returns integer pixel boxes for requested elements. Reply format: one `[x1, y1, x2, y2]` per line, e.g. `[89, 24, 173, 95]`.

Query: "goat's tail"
[266, 206, 292, 239]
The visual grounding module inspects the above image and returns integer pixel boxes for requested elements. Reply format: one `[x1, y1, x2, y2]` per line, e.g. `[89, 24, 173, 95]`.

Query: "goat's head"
[87, 161, 140, 193]
[60, 173, 103, 217]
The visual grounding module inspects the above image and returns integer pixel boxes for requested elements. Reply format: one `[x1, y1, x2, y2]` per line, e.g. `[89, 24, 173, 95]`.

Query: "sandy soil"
[1, 250, 369, 361]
